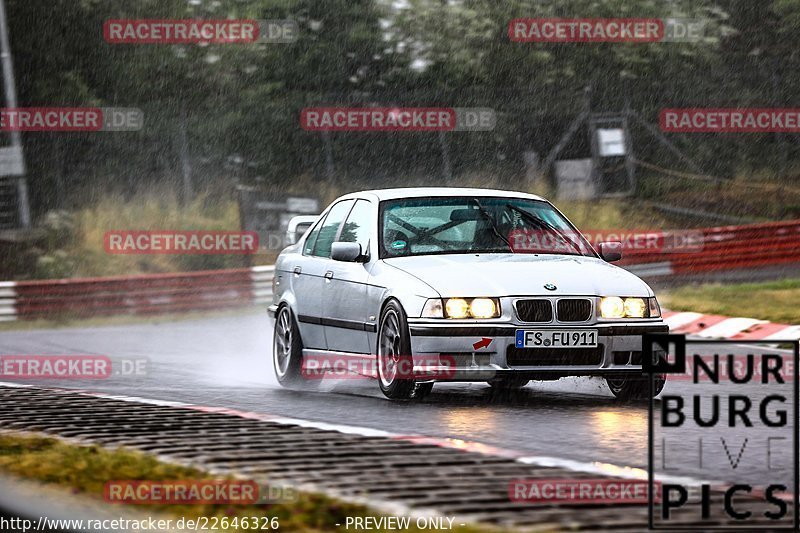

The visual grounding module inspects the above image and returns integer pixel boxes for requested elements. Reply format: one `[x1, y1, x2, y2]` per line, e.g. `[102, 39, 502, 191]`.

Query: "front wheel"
[377, 301, 417, 400]
[606, 375, 665, 400]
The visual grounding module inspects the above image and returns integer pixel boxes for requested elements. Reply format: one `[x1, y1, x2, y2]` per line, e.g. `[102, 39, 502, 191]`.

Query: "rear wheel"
[273, 305, 304, 387]
[377, 301, 417, 400]
[606, 375, 665, 400]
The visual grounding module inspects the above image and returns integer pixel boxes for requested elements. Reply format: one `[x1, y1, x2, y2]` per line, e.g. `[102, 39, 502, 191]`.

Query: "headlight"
[599, 296, 625, 318]
[470, 298, 497, 319]
[600, 296, 659, 318]
[624, 298, 647, 318]
[445, 298, 470, 319]
[422, 298, 501, 319]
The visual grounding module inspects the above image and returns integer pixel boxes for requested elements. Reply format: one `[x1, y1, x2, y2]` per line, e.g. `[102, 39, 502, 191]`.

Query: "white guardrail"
[0, 265, 274, 322]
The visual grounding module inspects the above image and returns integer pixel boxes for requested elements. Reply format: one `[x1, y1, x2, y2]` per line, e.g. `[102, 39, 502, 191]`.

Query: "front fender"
[369, 260, 441, 318]
[365, 261, 440, 354]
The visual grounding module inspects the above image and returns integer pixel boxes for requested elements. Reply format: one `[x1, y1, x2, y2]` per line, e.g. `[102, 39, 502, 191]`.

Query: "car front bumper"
[405, 319, 669, 381]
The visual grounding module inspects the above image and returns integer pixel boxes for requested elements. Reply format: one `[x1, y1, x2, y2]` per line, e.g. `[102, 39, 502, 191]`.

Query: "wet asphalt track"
[0, 312, 795, 488]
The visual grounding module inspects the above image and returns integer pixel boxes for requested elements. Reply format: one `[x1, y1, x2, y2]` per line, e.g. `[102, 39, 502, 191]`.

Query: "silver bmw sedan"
[268, 187, 668, 400]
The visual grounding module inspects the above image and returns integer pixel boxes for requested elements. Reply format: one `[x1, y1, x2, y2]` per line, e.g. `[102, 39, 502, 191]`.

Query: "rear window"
[311, 199, 354, 258]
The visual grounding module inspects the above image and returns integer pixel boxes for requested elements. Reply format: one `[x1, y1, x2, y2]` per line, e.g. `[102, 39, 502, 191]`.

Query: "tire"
[606, 375, 666, 400]
[487, 375, 530, 390]
[273, 305, 304, 387]
[376, 300, 417, 400]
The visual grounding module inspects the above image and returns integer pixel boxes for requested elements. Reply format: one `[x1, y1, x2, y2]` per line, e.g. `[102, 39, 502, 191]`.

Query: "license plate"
[515, 329, 598, 348]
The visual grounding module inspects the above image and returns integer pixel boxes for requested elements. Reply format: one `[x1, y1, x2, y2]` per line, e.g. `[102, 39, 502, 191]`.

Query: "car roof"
[337, 187, 547, 202]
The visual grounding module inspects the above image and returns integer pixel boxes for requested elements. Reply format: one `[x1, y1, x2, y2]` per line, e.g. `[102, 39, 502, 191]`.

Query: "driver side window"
[339, 199, 373, 254]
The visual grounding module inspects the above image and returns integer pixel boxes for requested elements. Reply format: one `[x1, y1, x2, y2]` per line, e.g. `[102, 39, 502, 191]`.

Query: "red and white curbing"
[662, 310, 800, 340]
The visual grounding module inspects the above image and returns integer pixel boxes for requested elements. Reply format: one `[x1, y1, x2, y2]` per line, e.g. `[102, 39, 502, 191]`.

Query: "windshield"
[379, 197, 596, 258]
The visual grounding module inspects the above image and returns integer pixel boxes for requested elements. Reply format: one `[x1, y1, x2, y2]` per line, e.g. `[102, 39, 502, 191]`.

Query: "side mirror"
[331, 241, 365, 262]
[598, 241, 623, 262]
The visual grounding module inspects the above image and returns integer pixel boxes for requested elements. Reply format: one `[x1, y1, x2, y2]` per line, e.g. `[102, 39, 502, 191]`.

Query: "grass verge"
[660, 278, 800, 324]
[0, 433, 492, 532]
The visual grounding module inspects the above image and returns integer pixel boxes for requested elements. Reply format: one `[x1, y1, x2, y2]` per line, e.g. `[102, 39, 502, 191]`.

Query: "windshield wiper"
[471, 199, 512, 251]
[504, 203, 586, 256]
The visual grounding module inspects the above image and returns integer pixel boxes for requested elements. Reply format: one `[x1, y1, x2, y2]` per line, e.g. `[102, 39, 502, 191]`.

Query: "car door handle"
[324, 271, 334, 280]
[293, 266, 301, 275]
